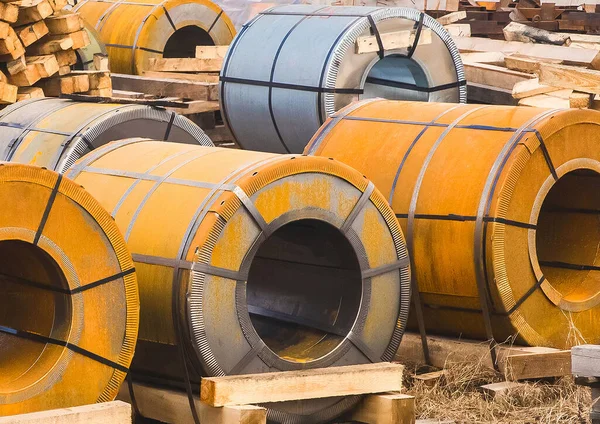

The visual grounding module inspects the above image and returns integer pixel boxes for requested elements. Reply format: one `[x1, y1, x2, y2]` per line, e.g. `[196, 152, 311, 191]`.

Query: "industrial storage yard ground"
[2, 0, 600, 423]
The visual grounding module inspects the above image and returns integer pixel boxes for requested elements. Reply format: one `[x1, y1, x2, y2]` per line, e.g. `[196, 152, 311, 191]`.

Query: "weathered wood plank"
[111, 73, 216, 100]
[356, 29, 433, 54]
[572, 345, 600, 377]
[505, 350, 571, 380]
[0, 401, 131, 424]
[351, 392, 415, 424]
[538, 62, 600, 94]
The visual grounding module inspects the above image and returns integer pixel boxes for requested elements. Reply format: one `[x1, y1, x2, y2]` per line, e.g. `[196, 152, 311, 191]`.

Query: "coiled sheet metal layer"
[67, 139, 411, 423]
[74, 0, 236, 74]
[0, 98, 211, 173]
[220, 5, 466, 154]
[307, 99, 600, 349]
[0, 163, 138, 416]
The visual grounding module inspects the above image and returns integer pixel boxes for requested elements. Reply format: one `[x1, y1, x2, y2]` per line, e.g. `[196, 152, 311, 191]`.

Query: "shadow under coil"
[66, 139, 411, 423]
[0, 163, 139, 416]
[306, 99, 600, 349]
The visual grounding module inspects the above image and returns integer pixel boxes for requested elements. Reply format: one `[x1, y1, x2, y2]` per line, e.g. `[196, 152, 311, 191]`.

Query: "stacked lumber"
[142, 45, 227, 84]
[0, 2, 115, 104]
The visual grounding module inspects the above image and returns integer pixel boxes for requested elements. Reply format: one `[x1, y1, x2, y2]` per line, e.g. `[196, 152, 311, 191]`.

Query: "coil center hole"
[163, 25, 215, 59]
[536, 169, 600, 308]
[0, 240, 71, 394]
[246, 219, 362, 363]
[363, 55, 429, 102]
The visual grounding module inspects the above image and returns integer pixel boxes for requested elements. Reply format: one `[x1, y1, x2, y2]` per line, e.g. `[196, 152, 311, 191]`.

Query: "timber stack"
[0, 2, 112, 105]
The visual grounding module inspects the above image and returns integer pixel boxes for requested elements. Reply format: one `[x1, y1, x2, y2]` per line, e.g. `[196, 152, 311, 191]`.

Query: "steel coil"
[67, 139, 411, 423]
[0, 98, 212, 173]
[307, 99, 600, 349]
[220, 5, 466, 154]
[0, 163, 139, 416]
[74, 0, 236, 74]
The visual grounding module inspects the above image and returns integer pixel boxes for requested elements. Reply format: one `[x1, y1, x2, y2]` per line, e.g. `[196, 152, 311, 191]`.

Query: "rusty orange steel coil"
[0, 164, 139, 416]
[306, 99, 600, 349]
[73, 0, 236, 74]
[66, 139, 411, 423]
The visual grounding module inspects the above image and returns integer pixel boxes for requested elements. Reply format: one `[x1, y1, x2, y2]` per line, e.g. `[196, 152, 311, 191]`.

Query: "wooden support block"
[6, 55, 25, 74]
[195, 45, 228, 59]
[45, 12, 83, 34]
[0, 27, 23, 57]
[111, 73, 215, 100]
[0, 80, 17, 103]
[351, 392, 415, 424]
[93, 53, 108, 70]
[505, 350, 571, 380]
[26, 35, 72, 55]
[15, 0, 53, 26]
[0, 21, 9, 39]
[86, 87, 112, 97]
[47, 0, 67, 12]
[568, 91, 592, 108]
[55, 48, 76, 66]
[436, 10, 467, 25]
[465, 62, 534, 90]
[413, 370, 445, 387]
[443, 23, 471, 37]
[27, 54, 58, 77]
[37, 73, 88, 95]
[200, 362, 404, 407]
[66, 29, 89, 49]
[117, 381, 266, 424]
[8, 62, 40, 85]
[512, 77, 560, 99]
[71, 70, 111, 89]
[572, 345, 600, 377]
[453, 36, 600, 69]
[15, 20, 48, 46]
[480, 381, 525, 398]
[538, 62, 600, 94]
[356, 29, 433, 54]
[0, 38, 24, 61]
[16, 85, 43, 100]
[111, 89, 145, 99]
[0, 2, 18, 24]
[141, 70, 219, 83]
[0, 401, 132, 423]
[147, 57, 223, 73]
[503, 21, 571, 45]
[168, 100, 219, 115]
[58, 64, 69, 75]
[461, 51, 505, 65]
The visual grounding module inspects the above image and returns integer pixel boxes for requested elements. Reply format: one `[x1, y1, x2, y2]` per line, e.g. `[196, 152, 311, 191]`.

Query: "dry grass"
[403, 359, 591, 424]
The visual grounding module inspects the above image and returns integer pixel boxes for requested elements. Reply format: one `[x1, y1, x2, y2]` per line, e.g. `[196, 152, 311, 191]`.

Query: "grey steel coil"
[0, 98, 212, 173]
[220, 5, 466, 154]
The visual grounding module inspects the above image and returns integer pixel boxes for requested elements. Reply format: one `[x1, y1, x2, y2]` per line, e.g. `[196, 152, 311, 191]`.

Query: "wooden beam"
[117, 381, 266, 424]
[413, 370, 445, 387]
[147, 57, 222, 73]
[467, 82, 518, 105]
[503, 21, 570, 45]
[538, 62, 600, 94]
[351, 392, 415, 424]
[512, 77, 560, 99]
[461, 51, 505, 65]
[436, 11, 467, 25]
[195, 45, 229, 59]
[111, 73, 217, 100]
[464, 62, 534, 90]
[200, 362, 404, 407]
[444, 23, 471, 37]
[453, 36, 600, 69]
[505, 350, 571, 380]
[572, 345, 600, 377]
[0, 401, 131, 424]
[356, 29, 433, 54]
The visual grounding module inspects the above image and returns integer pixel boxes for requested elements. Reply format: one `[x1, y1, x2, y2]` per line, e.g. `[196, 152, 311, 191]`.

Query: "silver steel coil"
[0, 98, 212, 172]
[220, 5, 466, 154]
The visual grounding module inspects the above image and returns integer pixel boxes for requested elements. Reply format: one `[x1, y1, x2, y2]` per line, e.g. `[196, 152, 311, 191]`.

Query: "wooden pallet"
[117, 362, 413, 424]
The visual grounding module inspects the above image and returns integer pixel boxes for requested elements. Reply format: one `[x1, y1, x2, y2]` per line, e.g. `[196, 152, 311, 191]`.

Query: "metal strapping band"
[126, 374, 141, 417]
[0, 325, 129, 373]
[395, 213, 536, 230]
[105, 43, 163, 54]
[362, 258, 410, 279]
[347, 331, 380, 363]
[207, 9, 223, 33]
[539, 261, 600, 271]
[407, 12, 424, 59]
[340, 182, 374, 234]
[95, 0, 126, 30]
[132, 253, 193, 269]
[219, 76, 363, 95]
[162, 5, 176, 31]
[0, 122, 71, 136]
[233, 186, 268, 232]
[503, 276, 545, 316]
[228, 338, 267, 375]
[367, 15, 384, 59]
[33, 174, 62, 246]
[533, 129, 558, 181]
[0, 268, 135, 295]
[163, 111, 176, 140]
[67, 138, 145, 179]
[192, 262, 247, 281]
[364, 77, 467, 93]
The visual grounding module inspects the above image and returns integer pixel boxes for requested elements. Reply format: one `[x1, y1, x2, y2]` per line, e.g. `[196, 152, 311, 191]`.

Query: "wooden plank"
[16, 85, 43, 100]
[117, 381, 266, 424]
[147, 57, 222, 73]
[70, 70, 111, 89]
[0, 2, 18, 24]
[111, 73, 216, 100]
[15, 0, 53, 26]
[195, 45, 228, 59]
[0, 28, 23, 57]
[512, 77, 560, 99]
[505, 350, 571, 380]
[413, 370, 445, 387]
[0, 401, 131, 424]
[504, 55, 563, 73]
[0, 80, 17, 103]
[6, 55, 25, 75]
[453, 36, 600, 69]
[461, 51, 505, 65]
[8, 62, 40, 86]
[14, 20, 48, 47]
[27, 54, 59, 77]
[572, 345, 600, 377]
[45, 12, 83, 35]
[200, 362, 404, 407]
[464, 62, 534, 90]
[26, 36, 73, 55]
[356, 29, 433, 54]
[503, 21, 570, 45]
[444, 23, 471, 37]
[93, 53, 108, 71]
[55, 49, 77, 66]
[538, 62, 600, 94]
[168, 100, 219, 115]
[351, 392, 415, 424]
[480, 381, 525, 398]
[436, 10, 467, 24]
